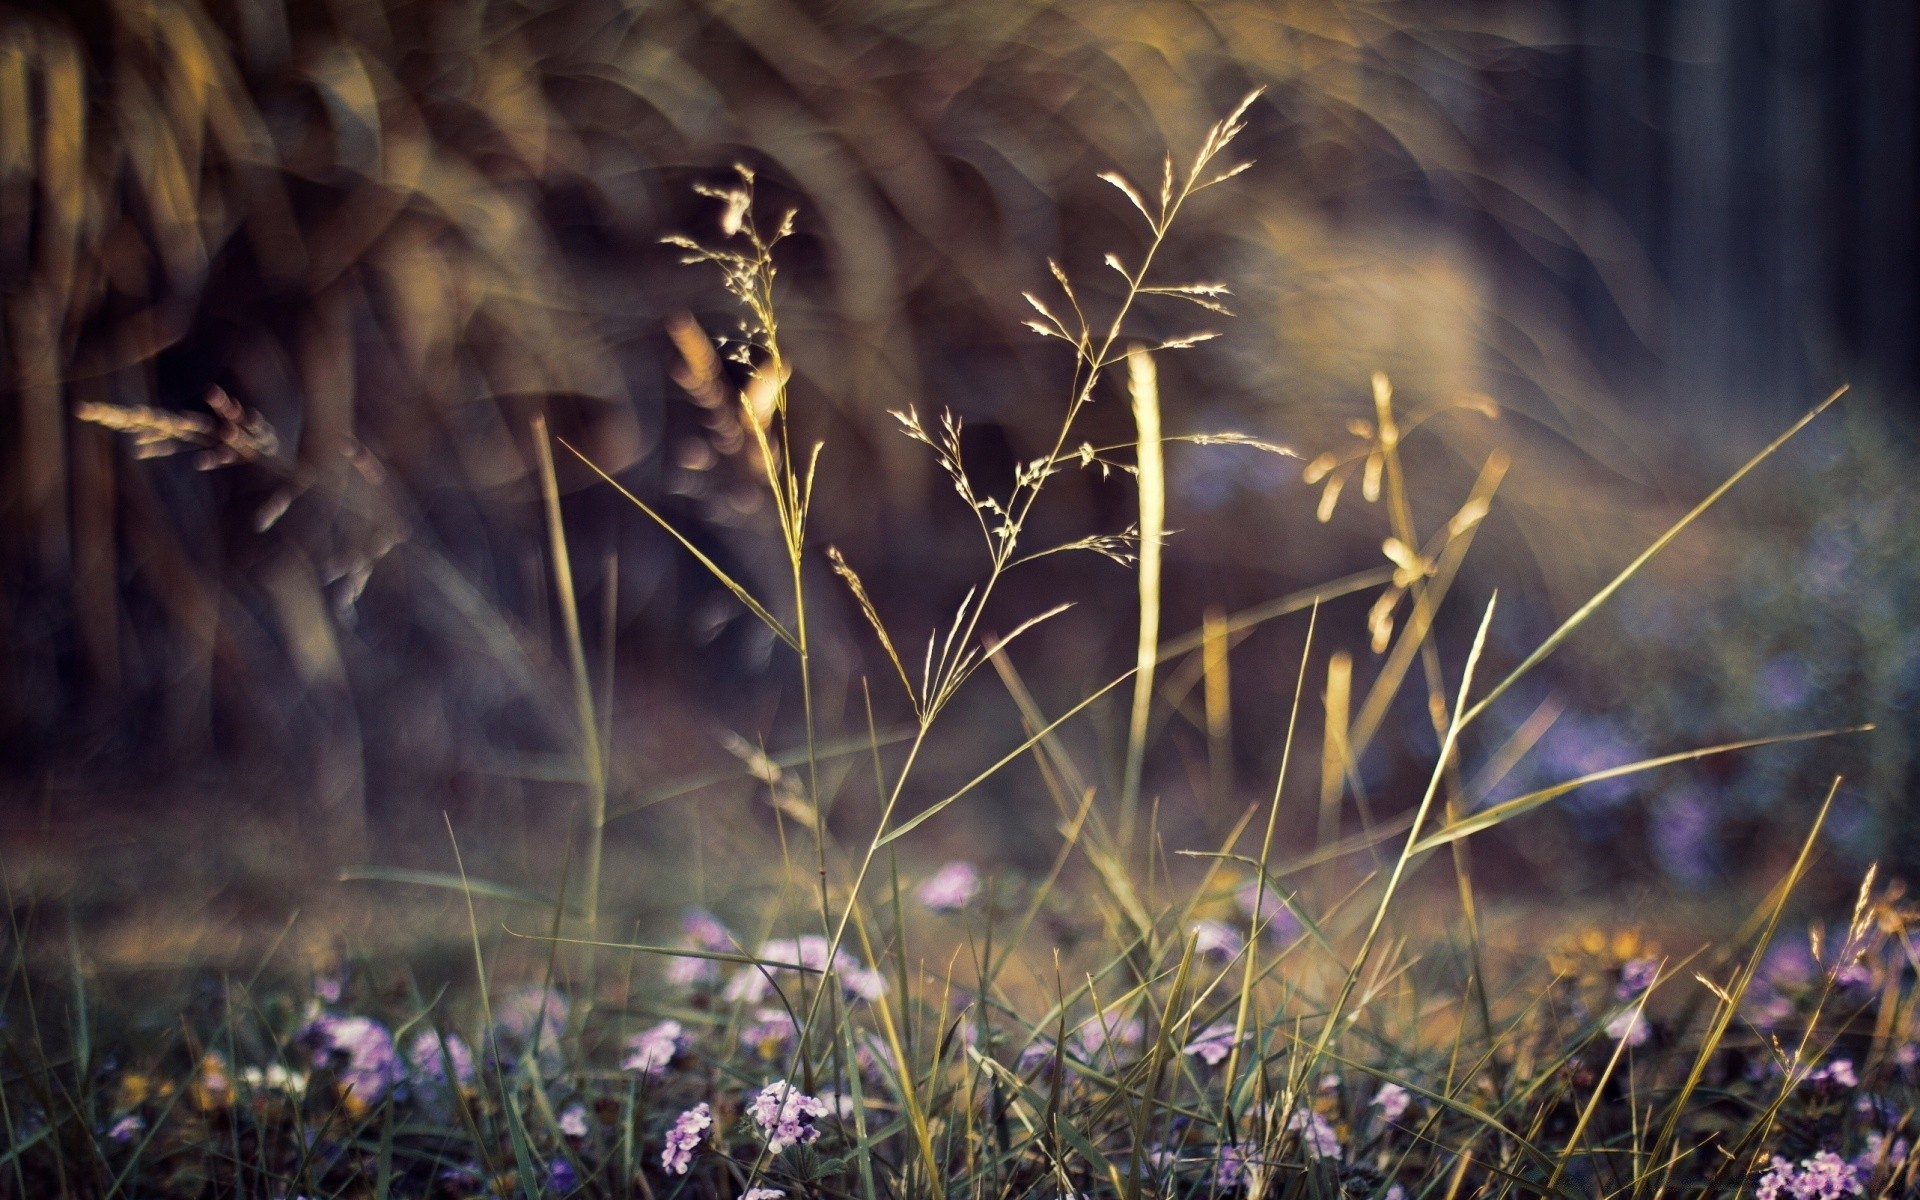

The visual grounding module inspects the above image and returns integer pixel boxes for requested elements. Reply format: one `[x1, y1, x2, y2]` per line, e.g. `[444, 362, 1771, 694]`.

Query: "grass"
[7, 92, 1907, 1200]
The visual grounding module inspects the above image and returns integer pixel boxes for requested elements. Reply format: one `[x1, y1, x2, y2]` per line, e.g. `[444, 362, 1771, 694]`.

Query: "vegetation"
[4, 85, 1907, 1200]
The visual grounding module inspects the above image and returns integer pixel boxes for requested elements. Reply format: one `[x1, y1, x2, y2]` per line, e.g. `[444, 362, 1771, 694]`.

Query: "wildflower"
[1235, 882, 1302, 943]
[1184, 1022, 1239, 1066]
[303, 1016, 401, 1108]
[106, 1113, 144, 1144]
[1808, 1058, 1857, 1088]
[742, 1190, 784, 1200]
[621, 1020, 686, 1076]
[1605, 1009, 1650, 1047]
[1190, 919, 1244, 960]
[1018, 1039, 1057, 1073]
[916, 861, 982, 912]
[1287, 1108, 1342, 1161]
[667, 910, 734, 988]
[496, 985, 570, 1053]
[749, 1080, 831, 1155]
[1372, 1082, 1411, 1123]
[661, 1102, 711, 1175]
[855, 1030, 894, 1082]
[817, 1089, 858, 1119]
[1755, 1151, 1863, 1200]
[1215, 1142, 1249, 1189]
[1070, 1011, 1144, 1061]
[1616, 956, 1659, 999]
[742, 1008, 798, 1058]
[549, 1157, 579, 1192]
[407, 1030, 476, 1087]
[724, 936, 887, 1005]
[314, 971, 345, 1005]
[559, 1104, 589, 1139]
[1854, 1132, 1910, 1175]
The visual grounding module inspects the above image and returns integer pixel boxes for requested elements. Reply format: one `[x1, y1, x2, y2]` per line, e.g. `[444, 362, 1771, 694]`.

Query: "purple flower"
[106, 1113, 143, 1144]
[660, 1102, 710, 1175]
[742, 1189, 784, 1200]
[1808, 1058, 1857, 1089]
[406, 1030, 476, 1087]
[916, 862, 982, 913]
[1616, 957, 1659, 1000]
[1287, 1109, 1342, 1161]
[620, 1020, 686, 1076]
[1215, 1142, 1250, 1190]
[1183, 1023, 1239, 1066]
[667, 910, 734, 988]
[314, 971, 345, 1005]
[724, 936, 887, 1005]
[1605, 1009, 1650, 1047]
[1190, 920, 1245, 960]
[303, 1015, 401, 1106]
[1854, 1133, 1909, 1176]
[1017, 1038, 1057, 1073]
[1755, 1151, 1864, 1200]
[496, 986, 570, 1053]
[1235, 882, 1302, 944]
[748, 1080, 831, 1155]
[558, 1104, 589, 1139]
[1372, 1082, 1411, 1123]
[549, 1156, 579, 1193]
[742, 1008, 799, 1059]
[1070, 1011, 1144, 1062]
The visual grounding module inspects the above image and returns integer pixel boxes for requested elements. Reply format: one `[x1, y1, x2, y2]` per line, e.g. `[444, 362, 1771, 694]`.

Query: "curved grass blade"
[1410, 724, 1873, 855]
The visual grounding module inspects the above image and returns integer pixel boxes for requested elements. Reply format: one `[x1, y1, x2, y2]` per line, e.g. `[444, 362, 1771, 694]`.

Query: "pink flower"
[1190, 919, 1245, 960]
[1808, 1058, 1857, 1088]
[1287, 1109, 1342, 1161]
[558, 1104, 589, 1139]
[1756, 1151, 1864, 1200]
[742, 1190, 784, 1200]
[1070, 1011, 1144, 1062]
[1616, 956, 1659, 999]
[660, 1102, 710, 1175]
[1372, 1082, 1411, 1123]
[741, 1008, 798, 1058]
[620, 1020, 686, 1076]
[406, 1029, 476, 1087]
[916, 861, 982, 912]
[1183, 1023, 1239, 1066]
[1605, 1009, 1650, 1047]
[1235, 882, 1302, 944]
[303, 1015, 400, 1103]
[667, 910, 735, 988]
[749, 1080, 831, 1154]
[724, 936, 887, 1004]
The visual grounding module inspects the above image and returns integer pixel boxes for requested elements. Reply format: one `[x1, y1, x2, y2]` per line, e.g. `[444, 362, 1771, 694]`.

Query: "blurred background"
[1, 0, 1915, 959]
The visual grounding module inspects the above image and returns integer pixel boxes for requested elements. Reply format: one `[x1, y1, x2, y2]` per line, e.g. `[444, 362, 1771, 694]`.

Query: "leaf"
[1410, 725, 1874, 854]
[340, 867, 559, 911]
[560, 437, 798, 650]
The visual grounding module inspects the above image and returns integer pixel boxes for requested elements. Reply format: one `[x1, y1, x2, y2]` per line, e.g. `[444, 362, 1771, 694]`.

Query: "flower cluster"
[916, 861, 982, 912]
[667, 909, 737, 988]
[661, 1102, 711, 1175]
[749, 1080, 831, 1155]
[1754, 1151, 1863, 1200]
[302, 1015, 401, 1109]
[723, 935, 888, 1005]
[621, 1020, 686, 1076]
